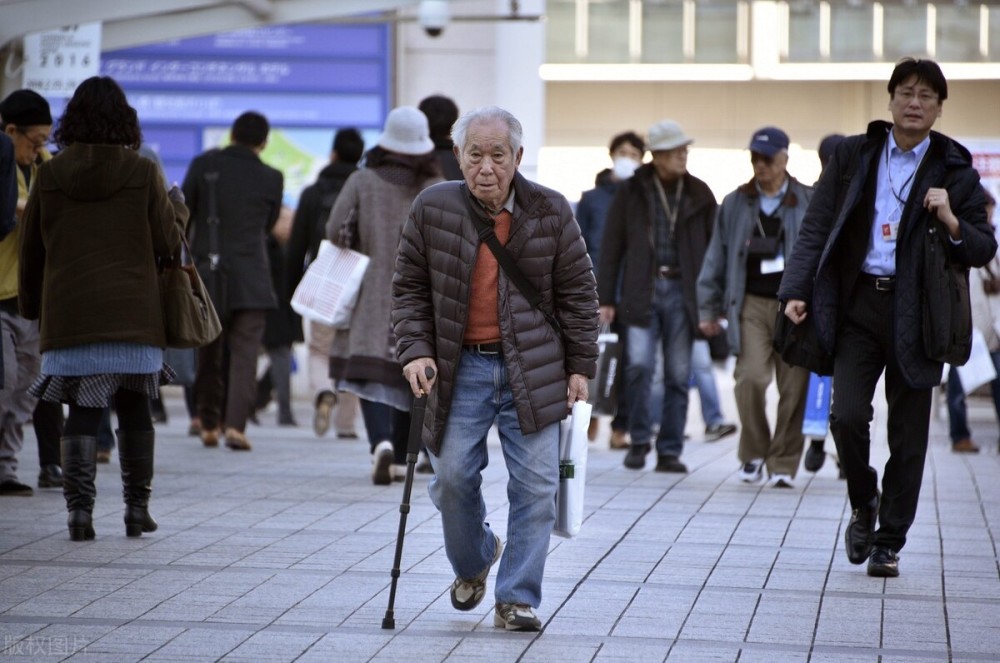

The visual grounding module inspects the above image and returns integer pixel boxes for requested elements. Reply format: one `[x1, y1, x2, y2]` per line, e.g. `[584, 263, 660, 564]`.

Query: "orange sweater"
[464, 209, 511, 344]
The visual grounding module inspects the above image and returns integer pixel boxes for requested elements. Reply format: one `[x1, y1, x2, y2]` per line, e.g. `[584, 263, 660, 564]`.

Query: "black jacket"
[597, 163, 717, 329]
[778, 120, 996, 388]
[182, 145, 283, 312]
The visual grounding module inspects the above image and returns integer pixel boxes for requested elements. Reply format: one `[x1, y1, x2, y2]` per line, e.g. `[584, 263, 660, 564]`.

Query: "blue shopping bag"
[802, 373, 832, 438]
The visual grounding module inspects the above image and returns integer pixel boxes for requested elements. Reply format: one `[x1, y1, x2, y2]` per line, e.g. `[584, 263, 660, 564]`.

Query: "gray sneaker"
[494, 603, 542, 631]
[450, 533, 502, 611]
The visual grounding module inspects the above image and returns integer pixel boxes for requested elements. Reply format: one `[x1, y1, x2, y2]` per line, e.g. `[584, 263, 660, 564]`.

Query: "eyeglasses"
[894, 88, 939, 105]
[16, 128, 49, 149]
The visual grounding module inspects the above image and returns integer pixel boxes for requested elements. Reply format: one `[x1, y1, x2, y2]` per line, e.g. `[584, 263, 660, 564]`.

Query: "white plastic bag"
[553, 401, 592, 539]
[955, 328, 998, 394]
[290, 239, 369, 328]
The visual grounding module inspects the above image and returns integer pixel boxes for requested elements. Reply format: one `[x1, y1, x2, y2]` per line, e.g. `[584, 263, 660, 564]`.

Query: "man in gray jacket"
[392, 106, 598, 632]
[697, 127, 813, 489]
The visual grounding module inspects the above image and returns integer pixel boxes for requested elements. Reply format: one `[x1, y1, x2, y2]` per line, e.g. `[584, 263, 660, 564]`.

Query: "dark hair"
[53, 76, 141, 149]
[609, 131, 645, 155]
[418, 95, 459, 141]
[888, 58, 948, 102]
[332, 128, 364, 164]
[231, 111, 270, 147]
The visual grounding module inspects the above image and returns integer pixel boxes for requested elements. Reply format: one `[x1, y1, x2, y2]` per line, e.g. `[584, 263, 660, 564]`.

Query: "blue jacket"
[778, 120, 996, 388]
[576, 169, 618, 274]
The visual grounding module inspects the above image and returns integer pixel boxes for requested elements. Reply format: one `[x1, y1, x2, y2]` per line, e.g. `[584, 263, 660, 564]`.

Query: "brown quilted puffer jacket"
[392, 173, 599, 453]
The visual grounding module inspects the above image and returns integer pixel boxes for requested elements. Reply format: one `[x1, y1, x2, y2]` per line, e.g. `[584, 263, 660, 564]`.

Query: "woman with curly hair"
[18, 76, 188, 540]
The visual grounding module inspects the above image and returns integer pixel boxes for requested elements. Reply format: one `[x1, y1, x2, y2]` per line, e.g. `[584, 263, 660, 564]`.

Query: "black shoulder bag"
[920, 169, 972, 366]
[202, 168, 229, 320]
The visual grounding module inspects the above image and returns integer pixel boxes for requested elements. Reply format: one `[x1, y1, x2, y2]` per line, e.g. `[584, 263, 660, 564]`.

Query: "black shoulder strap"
[461, 189, 560, 333]
[205, 162, 221, 272]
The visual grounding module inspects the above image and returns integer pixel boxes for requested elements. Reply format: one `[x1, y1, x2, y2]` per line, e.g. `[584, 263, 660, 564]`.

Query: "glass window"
[991, 5, 1000, 59]
[695, 2, 740, 63]
[545, 0, 577, 63]
[587, 0, 631, 63]
[642, 0, 685, 63]
[786, 3, 822, 62]
[830, 4, 874, 62]
[883, 5, 928, 61]
[936, 5, 982, 62]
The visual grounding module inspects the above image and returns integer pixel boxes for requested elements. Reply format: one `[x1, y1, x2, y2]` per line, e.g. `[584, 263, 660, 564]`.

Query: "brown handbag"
[160, 237, 222, 349]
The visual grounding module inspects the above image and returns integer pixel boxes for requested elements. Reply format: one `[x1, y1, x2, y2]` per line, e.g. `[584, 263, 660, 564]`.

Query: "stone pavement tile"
[137, 626, 254, 661]
[765, 567, 830, 591]
[814, 597, 882, 647]
[81, 624, 185, 657]
[291, 632, 396, 662]
[733, 644, 810, 662]
[808, 653, 881, 663]
[512, 636, 600, 661]
[881, 598, 947, 651]
[217, 629, 322, 662]
[592, 639, 673, 661]
[945, 599, 1000, 655]
[680, 591, 757, 640]
[729, 515, 794, 548]
[14, 623, 117, 659]
[747, 594, 819, 645]
[0, 566, 93, 613]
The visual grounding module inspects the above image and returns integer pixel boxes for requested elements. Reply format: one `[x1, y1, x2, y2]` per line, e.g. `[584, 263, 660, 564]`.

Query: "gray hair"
[451, 105, 522, 156]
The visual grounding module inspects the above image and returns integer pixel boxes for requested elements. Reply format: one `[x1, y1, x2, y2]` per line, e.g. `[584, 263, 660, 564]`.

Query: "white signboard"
[22, 23, 102, 97]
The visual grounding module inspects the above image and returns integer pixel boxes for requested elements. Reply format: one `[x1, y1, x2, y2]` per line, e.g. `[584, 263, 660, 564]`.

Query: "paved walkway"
[2, 379, 999, 662]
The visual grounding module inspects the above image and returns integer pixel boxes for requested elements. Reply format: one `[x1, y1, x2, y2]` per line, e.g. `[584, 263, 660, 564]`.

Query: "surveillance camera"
[418, 0, 449, 37]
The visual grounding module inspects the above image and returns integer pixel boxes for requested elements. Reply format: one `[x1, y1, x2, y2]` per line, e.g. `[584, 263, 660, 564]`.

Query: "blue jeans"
[625, 278, 693, 457]
[947, 357, 1000, 443]
[691, 339, 724, 426]
[427, 349, 560, 608]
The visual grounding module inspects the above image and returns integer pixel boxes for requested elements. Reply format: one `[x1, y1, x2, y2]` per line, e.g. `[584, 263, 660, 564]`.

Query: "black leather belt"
[657, 265, 681, 279]
[858, 273, 895, 291]
[465, 342, 502, 354]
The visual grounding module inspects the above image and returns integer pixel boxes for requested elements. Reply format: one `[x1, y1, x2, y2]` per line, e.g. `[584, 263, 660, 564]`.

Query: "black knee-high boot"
[116, 429, 158, 537]
[61, 435, 98, 541]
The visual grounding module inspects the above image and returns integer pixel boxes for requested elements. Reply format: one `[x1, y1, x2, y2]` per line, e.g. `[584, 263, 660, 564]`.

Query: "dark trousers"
[33, 400, 64, 466]
[829, 282, 931, 553]
[196, 309, 266, 433]
[359, 398, 411, 465]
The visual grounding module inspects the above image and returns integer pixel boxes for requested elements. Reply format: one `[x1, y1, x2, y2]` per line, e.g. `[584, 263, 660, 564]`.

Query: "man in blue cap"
[697, 126, 814, 489]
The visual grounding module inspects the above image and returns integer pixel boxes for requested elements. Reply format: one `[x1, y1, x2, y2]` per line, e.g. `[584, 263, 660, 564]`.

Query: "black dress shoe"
[867, 546, 899, 577]
[803, 438, 826, 472]
[38, 464, 64, 488]
[655, 455, 688, 473]
[0, 479, 33, 496]
[845, 492, 880, 565]
[623, 444, 650, 470]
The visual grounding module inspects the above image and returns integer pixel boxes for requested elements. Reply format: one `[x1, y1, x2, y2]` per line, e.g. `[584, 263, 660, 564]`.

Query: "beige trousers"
[734, 294, 810, 477]
[308, 320, 359, 435]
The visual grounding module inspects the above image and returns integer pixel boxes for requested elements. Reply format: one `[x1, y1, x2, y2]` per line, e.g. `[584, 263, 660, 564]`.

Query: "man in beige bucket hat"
[597, 119, 718, 473]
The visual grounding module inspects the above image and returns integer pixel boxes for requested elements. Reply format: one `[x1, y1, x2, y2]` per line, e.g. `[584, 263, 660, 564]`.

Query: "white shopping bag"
[955, 328, 998, 394]
[290, 240, 369, 328]
[553, 400, 592, 539]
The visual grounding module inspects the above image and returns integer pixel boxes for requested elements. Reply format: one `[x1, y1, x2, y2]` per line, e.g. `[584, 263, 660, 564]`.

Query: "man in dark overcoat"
[779, 58, 996, 577]
[182, 111, 284, 451]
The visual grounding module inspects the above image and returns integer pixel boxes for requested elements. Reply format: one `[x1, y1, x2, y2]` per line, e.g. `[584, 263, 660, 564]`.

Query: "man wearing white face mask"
[578, 131, 644, 270]
[577, 131, 644, 447]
